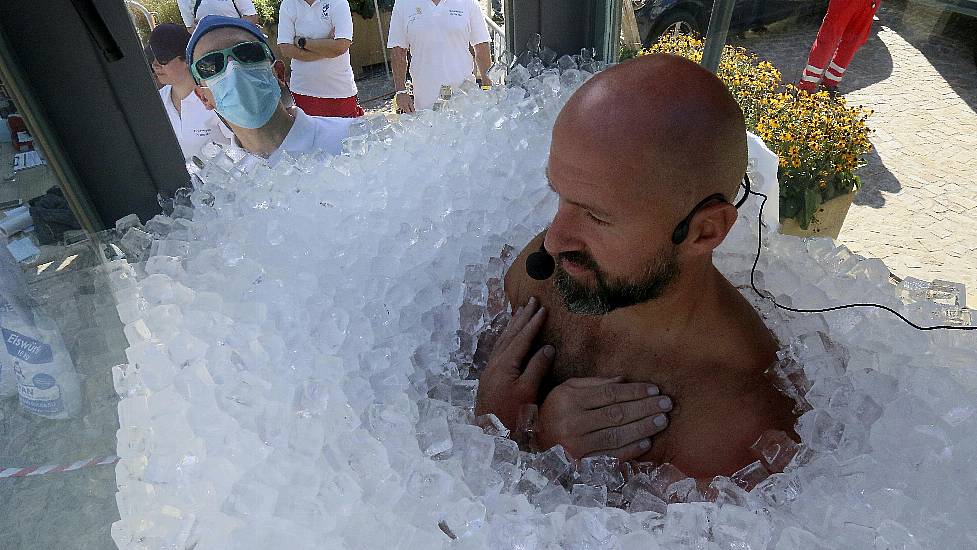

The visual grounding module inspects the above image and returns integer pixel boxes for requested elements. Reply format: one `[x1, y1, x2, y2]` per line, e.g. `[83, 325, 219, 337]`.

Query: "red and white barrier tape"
[0, 454, 119, 479]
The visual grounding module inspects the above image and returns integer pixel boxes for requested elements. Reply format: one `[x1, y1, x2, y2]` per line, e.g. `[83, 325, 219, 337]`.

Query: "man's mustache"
[558, 251, 600, 272]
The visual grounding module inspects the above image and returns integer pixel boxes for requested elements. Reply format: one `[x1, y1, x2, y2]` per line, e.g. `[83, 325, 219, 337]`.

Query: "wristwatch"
[297, 37, 307, 50]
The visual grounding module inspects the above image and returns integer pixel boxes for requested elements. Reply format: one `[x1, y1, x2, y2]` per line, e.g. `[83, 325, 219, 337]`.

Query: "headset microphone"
[526, 239, 556, 280]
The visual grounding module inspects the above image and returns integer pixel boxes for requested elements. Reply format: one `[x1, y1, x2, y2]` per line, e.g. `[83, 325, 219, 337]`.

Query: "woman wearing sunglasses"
[148, 24, 234, 163]
[186, 16, 357, 166]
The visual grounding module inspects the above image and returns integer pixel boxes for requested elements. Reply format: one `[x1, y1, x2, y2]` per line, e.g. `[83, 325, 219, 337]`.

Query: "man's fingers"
[504, 304, 547, 360]
[519, 344, 555, 389]
[507, 297, 538, 334]
[590, 437, 653, 461]
[498, 297, 535, 342]
[496, 297, 538, 351]
[578, 395, 673, 433]
[581, 413, 669, 455]
[578, 382, 661, 409]
[494, 307, 522, 351]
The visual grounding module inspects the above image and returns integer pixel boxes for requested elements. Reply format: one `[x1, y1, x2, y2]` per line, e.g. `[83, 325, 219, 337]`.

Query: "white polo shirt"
[159, 85, 234, 161]
[266, 107, 356, 166]
[179, 0, 258, 27]
[387, 0, 491, 110]
[277, 0, 358, 99]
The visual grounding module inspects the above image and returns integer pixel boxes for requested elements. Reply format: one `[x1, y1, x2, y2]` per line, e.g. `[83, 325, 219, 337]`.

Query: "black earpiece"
[671, 175, 752, 245]
[671, 193, 728, 244]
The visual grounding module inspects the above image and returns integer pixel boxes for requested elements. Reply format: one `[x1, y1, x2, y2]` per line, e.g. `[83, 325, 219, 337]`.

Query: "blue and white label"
[15, 365, 64, 416]
[2, 327, 53, 365]
[32, 373, 56, 389]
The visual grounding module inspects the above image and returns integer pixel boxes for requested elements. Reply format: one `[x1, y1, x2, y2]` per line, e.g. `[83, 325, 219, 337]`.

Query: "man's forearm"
[279, 43, 320, 62]
[391, 47, 409, 91]
[473, 42, 492, 80]
[305, 38, 352, 59]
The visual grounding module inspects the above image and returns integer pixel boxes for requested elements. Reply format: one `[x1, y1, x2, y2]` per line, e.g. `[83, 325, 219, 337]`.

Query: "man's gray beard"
[553, 249, 680, 315]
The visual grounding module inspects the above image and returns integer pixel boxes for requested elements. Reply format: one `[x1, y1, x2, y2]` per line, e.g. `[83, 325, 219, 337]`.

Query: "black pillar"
[0, 0, 189, 229]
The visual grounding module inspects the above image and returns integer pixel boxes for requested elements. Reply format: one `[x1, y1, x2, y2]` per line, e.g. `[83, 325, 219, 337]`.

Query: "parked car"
[633, 0, 828, 46]
[910, 0, 977, 65]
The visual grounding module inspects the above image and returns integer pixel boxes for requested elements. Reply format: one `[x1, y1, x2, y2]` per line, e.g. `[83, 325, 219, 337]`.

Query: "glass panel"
[0, 77, 125, 548]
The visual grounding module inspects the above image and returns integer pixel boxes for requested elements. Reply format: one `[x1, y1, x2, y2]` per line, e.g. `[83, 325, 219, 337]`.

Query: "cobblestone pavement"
[730, 0, 977, 304]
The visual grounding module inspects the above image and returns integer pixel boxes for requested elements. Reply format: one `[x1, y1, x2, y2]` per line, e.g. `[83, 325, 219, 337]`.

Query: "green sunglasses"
[191, 41, 274, 83]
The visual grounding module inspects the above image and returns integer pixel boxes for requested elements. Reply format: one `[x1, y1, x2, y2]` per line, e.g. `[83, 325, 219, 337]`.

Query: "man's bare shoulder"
[710, 276, 781, 371]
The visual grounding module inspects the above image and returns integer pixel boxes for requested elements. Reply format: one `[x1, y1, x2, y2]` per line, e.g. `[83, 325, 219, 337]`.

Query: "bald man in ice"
[475, 54, 797, 478]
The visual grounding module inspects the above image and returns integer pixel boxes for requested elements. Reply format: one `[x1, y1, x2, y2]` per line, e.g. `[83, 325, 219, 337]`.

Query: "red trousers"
[799, 0, 880, 91]
[292, 93, 364, 118]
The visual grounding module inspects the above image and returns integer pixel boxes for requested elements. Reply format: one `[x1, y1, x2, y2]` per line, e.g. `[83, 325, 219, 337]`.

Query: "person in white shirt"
[277, 0, 363, 118]
[387, 0, 493, 112]
[148, 24, 233, 162]
[187, 16, 355, 166]
[178, 0, 260, 31]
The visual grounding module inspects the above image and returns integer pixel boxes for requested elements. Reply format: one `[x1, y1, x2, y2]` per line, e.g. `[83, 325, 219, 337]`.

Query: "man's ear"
[194, 85, 216, 111]
[687, 202, 738, 253]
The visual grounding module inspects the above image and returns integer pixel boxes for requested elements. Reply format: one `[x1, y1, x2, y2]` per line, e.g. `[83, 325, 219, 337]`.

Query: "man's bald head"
[553, 54, 747, 205]
[543, 55, 749, 314]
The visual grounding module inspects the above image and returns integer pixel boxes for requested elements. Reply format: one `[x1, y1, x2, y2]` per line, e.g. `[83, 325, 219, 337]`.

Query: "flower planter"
[779, 190, 856, 240]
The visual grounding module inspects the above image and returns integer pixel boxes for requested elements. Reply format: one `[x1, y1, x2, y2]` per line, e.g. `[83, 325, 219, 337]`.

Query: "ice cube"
[528, 445, 572, 483]
[570, 483, 607, 507]
[730, 460, 770, 491]
[648, 463, 688, 497]
[416, 415, 452, 456]
[774, 526, 833, 550]
[661, 503, 714, 546]
[448, 379, 478, 409]
[750, 429, 801, 472]
[491, 436, 520, 469]
[627, 489, 667, 514]
[507, 64, 531, 88]
[116, 213, 142, 232]
[752, 472, 801, 506]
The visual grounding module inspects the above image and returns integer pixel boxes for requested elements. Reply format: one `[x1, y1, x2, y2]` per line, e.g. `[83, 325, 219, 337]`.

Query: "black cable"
[747, 188, 976, 331]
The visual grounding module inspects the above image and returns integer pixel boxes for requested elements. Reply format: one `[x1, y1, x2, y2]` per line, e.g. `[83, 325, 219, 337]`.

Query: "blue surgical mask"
[205, 60, 280, 129]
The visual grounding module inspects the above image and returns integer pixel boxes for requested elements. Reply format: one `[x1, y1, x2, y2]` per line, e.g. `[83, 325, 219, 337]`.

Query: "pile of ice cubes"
[109, 53, 977, 550]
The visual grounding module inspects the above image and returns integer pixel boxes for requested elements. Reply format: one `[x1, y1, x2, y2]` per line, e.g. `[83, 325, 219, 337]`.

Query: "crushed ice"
[107, 56, 977, 549]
